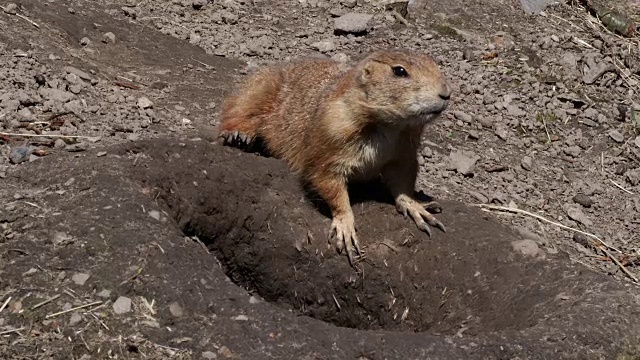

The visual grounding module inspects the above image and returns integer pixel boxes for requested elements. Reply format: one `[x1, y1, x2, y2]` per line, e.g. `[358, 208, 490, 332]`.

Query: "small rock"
[39, 88, 74, 103]
[334, 13, 373, 34]
[23, 268, 38, 276]
[477, 116, 493, 128]
[96, 151, 107, 157]
[635, 136, 640, 149]
[113, 296, 132, 314]
[310, 40, 336, 53]
[72, 272, 90, 286]
[137, 97, 153, 109]
[511, 239, 545, 259]
[97, 289, 111, 298]
[233, 314, 249, 321]
[521, 156, 533, 171]
[66, 143, 88, 152]
[626, 169, 640, 186]
[608, 129, 624, 143]
[192, 0, 207, 9]
[141, 320, 160, 328]
[573, 232, 593, 249]
[583, 62, 615, 84]
[563, 145, 581, 158]
[249, 296, 260, 304]
[422, 146, 433, 158]
[80, 37, 91, 46]
[148, 210, 161, 221]
[495, 126, 509, 140]
[572, 194, 594, 208]
[506, 104, 526, 117]
[169, 302, 184, 318]
[102, 32, 116, 43]
[218, 346, 233, 358]
[3, 3, 17, 15]
[453, 111, 472, 123]
[328, 55, 347, 66]
[63, 66, 93, 82]
[202, 351, 217, 359]
[79, 355, 92, 360]
[69, 312, 82, 326]
[565, 205, 593, 227]
[9, 146, 31, 164]
[449, 150, 479, 176]
[341, 0, 357, 8]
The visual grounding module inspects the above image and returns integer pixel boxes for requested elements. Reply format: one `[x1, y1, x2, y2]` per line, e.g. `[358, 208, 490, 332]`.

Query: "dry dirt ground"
[1, 0, 640, 359]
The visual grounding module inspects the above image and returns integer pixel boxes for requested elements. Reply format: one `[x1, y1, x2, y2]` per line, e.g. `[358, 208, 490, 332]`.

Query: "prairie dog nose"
[439, 83, 452, 100]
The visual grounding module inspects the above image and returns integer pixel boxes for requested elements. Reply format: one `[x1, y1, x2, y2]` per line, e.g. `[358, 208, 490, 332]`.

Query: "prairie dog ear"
[357, 60, 376, 85]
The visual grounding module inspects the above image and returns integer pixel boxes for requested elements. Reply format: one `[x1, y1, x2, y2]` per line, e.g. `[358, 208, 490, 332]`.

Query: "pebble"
[334, 13, 373, 34]
[72, 272, 90, 286]
[310, 40, 336, 53]
[113, 296, 132, 314]
[137, 97, 154, 109]
[202, 351, 217, 359]
[565, 205, 593, 227]
[23, 268, 38, 276]
[97, 289, 112, 298]
[148, 210, 161, 220]
[233, 314, 249, 321]
[3, 3, 17, 15]
[102, 32, 116, 43]
[66, 143, 88, 152]
[141, 320, 160, 328]
[511, 239, 545, 259]
[96, 151, 107, 157]
[572, 194, 593, 208]
[9, 146, 31, 164]
[63, 66, 93, 82]
[453, 111, 473, 123]
[69, 312, 82, 326]
[521, 156, 533, 171]
[39, 88, 74, 103]
[608, 129, 624, 143]
[635, 136, 640, 149]
[80, 37, 91, 46]
[169, 302, 184, 318]
[477, 116, 493, 128]
[54, 139, 67, 149]
[449, 150, 479, 176]
[506, 104, 526, 117]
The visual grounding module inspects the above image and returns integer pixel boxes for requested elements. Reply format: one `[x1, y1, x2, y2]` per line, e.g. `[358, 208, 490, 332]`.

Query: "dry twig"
[45, 300, 102, 319]
[31, 294, 61, 310]
[0, 131, 94, 139]
[477, 204, 638, 282]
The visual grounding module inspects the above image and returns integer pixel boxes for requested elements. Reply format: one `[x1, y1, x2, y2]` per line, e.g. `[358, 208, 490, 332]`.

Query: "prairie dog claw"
[396, 195, 446, 237]
[329, 214, 362, 266]
[220, 130, 253, 147]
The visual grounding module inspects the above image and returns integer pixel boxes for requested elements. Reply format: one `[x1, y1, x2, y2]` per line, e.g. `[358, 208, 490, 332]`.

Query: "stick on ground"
[476, 204, 638, 283]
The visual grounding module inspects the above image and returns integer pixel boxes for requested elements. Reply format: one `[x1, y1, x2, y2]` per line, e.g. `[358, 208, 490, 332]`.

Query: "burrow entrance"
[145, 141, 600, 336]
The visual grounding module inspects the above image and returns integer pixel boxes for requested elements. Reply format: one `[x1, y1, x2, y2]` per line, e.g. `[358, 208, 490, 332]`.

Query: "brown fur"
[219, 49, 452, 266]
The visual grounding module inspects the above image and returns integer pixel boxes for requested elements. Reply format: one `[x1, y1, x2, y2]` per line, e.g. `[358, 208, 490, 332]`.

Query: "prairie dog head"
[355, 50, 451, 124]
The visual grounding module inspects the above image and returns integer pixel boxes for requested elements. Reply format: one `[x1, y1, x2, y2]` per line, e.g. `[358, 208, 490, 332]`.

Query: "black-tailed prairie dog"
[219, 49, 452, 266]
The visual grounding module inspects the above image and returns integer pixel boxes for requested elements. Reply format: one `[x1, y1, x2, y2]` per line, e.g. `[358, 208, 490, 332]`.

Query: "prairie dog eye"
[392, 66, 409, 77]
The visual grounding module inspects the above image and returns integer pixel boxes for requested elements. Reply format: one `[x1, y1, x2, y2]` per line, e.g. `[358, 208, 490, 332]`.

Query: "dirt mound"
[11, 137, 640, 358]
[152, 140, 621, 337]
